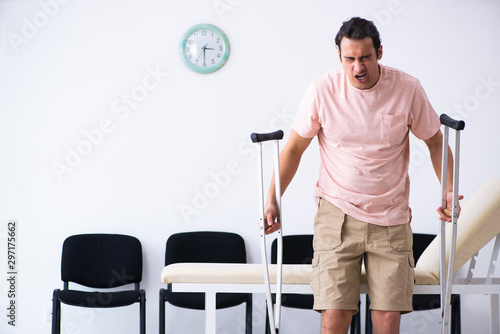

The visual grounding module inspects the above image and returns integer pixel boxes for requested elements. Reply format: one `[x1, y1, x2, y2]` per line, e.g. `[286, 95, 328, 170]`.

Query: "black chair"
[52, 233, 146, 334]
[159, 231, 252, 334]
[365, 233, 461, 333]
[265, 235, 361, 334]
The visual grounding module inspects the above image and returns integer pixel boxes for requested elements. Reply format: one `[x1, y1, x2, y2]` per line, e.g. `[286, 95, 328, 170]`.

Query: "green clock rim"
[179, 23, 230, 74]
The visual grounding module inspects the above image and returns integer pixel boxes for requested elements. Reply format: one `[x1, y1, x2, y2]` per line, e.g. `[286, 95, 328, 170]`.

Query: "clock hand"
[196, 49, 203, 61]
[202, 44, 208, 62]
[194, 45, 204, 62]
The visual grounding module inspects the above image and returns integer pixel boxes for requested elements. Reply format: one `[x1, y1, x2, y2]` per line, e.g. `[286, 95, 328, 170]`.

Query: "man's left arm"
[424, 129, 464, 222]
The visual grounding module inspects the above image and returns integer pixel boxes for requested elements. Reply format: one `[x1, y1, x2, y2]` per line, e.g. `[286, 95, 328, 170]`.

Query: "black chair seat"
[57, 289, 142, 308]
[412, 294, 460, 310]
[164, 291, 248, 310]
[275, 294, 314, 310]
[413, 294, 440, 310]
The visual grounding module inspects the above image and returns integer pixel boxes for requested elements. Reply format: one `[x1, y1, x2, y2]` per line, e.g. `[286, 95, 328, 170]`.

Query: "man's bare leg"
[371, 310, 401, 334]
[321, 310, 353, 334]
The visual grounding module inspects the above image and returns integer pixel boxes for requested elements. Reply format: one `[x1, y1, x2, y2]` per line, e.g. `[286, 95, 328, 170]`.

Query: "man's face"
[339, 37, 383, 90]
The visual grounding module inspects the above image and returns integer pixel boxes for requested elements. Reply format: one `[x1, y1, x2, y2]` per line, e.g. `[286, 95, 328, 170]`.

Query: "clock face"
[180, 24, 230, 74]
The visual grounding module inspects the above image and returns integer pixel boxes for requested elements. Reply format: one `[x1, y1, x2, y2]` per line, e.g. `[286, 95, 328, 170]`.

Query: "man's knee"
[321, 310, 353, 333]
[371, 310, 401, 334]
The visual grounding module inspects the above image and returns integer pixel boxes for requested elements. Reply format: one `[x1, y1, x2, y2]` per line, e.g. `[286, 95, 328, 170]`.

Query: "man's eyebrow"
[343, 54, 372, 60]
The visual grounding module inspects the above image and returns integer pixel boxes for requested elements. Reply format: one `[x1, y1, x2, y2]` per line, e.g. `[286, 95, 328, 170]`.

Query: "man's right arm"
[263, 130, 313, 234]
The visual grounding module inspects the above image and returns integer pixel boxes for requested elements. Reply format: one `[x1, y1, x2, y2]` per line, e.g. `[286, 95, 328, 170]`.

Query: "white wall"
[1, 0, 499, 333]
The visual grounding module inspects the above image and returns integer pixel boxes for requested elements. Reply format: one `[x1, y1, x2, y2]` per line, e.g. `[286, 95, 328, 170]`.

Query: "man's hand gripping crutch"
[251, 130, 284, 334]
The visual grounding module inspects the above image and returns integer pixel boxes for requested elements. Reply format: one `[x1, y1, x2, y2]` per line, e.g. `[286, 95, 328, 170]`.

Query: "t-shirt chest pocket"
[380, 114, 408, 143]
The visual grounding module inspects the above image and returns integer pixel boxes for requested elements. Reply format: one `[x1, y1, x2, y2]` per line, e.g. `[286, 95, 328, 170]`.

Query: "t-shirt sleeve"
[409, 80, 441, 140]
[292, 81, 322, 138]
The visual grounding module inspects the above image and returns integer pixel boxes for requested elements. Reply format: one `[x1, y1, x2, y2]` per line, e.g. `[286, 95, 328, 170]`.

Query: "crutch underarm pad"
[251, 130, 284, 143]
[440, 114, 465, 131]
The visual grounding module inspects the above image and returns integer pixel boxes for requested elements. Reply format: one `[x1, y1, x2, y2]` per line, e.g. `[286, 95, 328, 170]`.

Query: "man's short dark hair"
[335, 17, 382, 56]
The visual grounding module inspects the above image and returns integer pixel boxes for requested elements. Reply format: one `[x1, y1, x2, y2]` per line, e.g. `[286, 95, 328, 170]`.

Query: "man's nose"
[354, 60, 364, 72]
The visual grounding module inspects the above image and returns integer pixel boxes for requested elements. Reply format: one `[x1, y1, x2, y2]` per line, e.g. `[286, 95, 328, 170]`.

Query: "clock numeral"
[218, 45, 222, 51]
[217, 53, 221, 58]
[202, 30, 207, 36]
[216, 38, 220, 43]
[203, 61, 207, 67]
[211, 59, 215, 65]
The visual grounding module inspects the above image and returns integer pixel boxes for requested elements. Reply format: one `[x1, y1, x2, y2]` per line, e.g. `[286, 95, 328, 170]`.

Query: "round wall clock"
[179, 24, 230, 74]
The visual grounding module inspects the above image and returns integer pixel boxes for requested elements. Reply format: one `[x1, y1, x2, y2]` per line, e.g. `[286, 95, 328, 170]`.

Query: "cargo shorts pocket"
[387, 222, 413, 252]
[313, 198, 345, 251]
[310, 253, 320, 292]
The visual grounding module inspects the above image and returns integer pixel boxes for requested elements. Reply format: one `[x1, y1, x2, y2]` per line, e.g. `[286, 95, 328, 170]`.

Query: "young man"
[263, 17, 461, 333]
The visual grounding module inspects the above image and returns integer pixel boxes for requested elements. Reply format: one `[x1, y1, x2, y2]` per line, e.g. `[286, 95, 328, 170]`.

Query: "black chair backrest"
[165, 231, 246, 265]
[61, 234, 143, 288]
[412, 233, 437, 262]
[271, 234, 314, 265]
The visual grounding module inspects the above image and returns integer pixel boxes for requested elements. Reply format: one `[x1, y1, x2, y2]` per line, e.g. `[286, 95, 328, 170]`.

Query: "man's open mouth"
[355, 73, 367, 81]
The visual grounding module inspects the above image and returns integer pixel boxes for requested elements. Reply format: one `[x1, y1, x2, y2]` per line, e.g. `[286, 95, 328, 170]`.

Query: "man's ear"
[377, 45, 383, 60]
[338, 49, 342, 63]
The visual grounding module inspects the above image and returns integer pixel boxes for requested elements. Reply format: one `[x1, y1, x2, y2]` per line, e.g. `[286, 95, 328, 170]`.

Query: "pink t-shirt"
[293, 64, 441, 226]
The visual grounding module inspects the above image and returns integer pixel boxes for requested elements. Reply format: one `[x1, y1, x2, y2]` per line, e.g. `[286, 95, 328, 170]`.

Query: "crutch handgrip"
[443, 208, 453, 217]
[251, 130, 284, 143]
